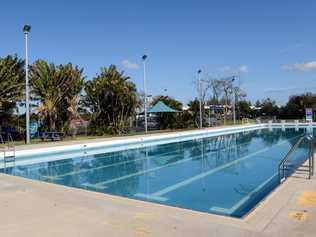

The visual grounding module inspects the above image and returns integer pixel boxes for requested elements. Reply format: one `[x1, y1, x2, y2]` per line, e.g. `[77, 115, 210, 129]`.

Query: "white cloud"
[281, 61, 316, 72]
[121, 59, 139, 70]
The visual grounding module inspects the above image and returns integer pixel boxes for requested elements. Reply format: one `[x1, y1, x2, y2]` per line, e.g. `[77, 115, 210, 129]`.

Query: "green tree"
[30, 60, 85, 132]
[238, 100, 253, 118]
[0, 55, 25, 127]
[84, 65, 139, 135]
[259, 98, 279, 117]
[187, 98, 201, 127]
[150, 95, 182, 129]
[55, 64, 85, 132]
[279, 93, 316, 119]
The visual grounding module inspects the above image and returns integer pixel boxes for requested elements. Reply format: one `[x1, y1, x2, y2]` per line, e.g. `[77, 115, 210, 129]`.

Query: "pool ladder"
[278, 134, 314, 183]
[0, 134, 16, 166]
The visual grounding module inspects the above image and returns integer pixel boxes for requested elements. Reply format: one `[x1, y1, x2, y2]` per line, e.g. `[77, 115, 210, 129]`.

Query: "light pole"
[231, 76, 236, 125]
[23, 25, 31, 144]
[198, 69, 203, 129]
[142, 55, 148, 133]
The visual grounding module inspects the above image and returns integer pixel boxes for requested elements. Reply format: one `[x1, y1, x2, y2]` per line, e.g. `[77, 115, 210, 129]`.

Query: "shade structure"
[148, 101, 178, 113]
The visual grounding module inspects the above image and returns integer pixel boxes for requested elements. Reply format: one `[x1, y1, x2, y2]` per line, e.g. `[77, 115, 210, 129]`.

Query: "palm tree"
[0, 55, 25, 104]
[0, 55, 25, 126]
[55, 64, 85, 132]
[30, 60, 85, 132]
[84, 65, 139, 135]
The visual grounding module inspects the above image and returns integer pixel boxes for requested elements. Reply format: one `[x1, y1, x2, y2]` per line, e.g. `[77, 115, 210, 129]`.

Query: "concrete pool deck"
[0, 168, 316, 237]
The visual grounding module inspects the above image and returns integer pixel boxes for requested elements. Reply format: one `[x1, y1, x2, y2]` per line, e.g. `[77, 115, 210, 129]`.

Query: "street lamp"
[231, 76, 236, 125]
[198, 69, 203, 129]
[23, 24, 31, 144]
[142, 55, 148, 133]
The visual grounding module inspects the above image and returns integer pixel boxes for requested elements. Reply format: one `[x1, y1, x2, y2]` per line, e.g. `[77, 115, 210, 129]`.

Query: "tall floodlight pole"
[142, 55, 148, 133]
[198, 69, 203, 129]
[232, 76, 236, 125]
[23, 25, 31, 144]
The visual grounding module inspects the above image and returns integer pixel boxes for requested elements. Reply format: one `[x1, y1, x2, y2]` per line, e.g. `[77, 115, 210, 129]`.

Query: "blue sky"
[1, 0, 316, 105]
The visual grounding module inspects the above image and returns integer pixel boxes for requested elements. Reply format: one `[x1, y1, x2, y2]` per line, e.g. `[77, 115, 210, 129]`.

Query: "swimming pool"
[0, 125, 314, 217]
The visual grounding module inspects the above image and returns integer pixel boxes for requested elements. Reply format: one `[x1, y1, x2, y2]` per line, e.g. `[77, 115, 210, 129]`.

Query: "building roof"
[148, 101, 178, 113]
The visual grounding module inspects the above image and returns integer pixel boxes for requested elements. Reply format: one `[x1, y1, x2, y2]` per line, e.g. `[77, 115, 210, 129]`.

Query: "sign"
[305, 108, 313, 122]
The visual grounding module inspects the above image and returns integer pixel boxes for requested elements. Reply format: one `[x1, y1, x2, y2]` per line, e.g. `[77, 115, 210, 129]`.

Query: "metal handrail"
[3, 133, 16, 163]
[278, 134, 314, 183]
[7, 133, 14, 147]
[0, 135, 4, 158]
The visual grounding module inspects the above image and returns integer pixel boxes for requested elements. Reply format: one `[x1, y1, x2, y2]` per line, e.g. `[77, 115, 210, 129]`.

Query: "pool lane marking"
[209, 173, 278, 215]
[81, 155, 199, 190]
[82, 145, 239, 190]
[83, 134, 301, 191]
[27, 144, 181, 173]
[134, 135, 302, 202]
[20, 139, 199, 173]
[135, 150, 279, 202]
[23, 129, 267, 174]
[34, 133, 249, 175]
[39, 137, 225, 179]
[41, 149, 179, 180]
[41, 137, 265, 181]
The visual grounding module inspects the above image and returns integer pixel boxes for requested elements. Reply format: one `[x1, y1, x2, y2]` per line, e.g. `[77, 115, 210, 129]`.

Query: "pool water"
[0, 127, 313, 217]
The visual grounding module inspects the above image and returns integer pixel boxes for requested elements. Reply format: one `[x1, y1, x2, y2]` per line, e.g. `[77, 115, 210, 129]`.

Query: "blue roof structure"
[148, 101, 178, 113]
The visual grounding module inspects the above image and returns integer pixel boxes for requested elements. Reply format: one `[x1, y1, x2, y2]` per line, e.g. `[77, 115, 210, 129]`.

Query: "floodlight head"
[23, 25, 31, 33]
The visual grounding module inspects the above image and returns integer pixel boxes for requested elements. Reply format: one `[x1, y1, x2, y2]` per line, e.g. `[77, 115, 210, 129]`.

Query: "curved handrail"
[278, 134, 314, 183]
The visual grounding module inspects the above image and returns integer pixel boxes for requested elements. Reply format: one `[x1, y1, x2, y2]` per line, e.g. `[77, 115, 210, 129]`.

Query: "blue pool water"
[0, 127, 313, 217]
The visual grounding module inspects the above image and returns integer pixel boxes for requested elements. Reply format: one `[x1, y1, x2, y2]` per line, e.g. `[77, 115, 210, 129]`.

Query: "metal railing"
[0, 133, 16, 165]
[278, 134, 314, 183]
[5, 133, 15, 160]
[0, 135, 4, 159]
